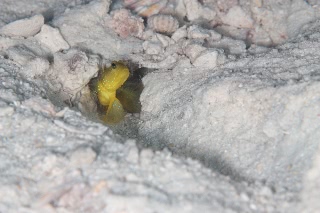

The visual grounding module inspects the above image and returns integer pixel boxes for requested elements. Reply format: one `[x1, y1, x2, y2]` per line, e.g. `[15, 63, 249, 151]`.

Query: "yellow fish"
[90, 61, 143, 124]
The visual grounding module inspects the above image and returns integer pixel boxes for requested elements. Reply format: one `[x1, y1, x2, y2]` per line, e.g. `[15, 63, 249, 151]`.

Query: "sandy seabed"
[0, 0, 320, 212]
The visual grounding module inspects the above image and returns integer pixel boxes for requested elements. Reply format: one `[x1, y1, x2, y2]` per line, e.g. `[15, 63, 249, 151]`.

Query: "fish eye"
[111, 63, 117, 69]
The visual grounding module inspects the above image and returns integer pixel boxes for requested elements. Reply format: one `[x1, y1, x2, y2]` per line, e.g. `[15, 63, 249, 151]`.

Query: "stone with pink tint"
[107, 9, 144, 38]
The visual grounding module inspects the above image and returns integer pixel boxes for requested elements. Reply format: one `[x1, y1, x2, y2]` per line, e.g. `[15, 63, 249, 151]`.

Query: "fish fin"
[101, 98, 126, 124]
[117, 80, 143, 113]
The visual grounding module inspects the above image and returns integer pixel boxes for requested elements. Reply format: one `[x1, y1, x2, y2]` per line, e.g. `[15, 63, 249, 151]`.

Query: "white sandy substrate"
[0, 0, 320, 212]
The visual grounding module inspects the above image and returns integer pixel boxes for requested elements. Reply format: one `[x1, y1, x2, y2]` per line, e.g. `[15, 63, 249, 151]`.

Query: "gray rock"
[52, 0, 142, 60]
[0, 14, 44, 37]
[34, 24, 70, 53]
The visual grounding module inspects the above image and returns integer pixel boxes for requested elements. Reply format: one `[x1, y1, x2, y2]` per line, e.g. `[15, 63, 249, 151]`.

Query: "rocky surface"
[0, 0, 319, 212]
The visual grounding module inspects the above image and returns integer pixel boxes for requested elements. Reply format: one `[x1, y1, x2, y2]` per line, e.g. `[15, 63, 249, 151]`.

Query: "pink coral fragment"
[108, 9, 145, 38]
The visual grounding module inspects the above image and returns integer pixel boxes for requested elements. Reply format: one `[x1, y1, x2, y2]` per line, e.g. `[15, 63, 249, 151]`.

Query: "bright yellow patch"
[89, 61, 143, 124]
[96, 61, 129, 124]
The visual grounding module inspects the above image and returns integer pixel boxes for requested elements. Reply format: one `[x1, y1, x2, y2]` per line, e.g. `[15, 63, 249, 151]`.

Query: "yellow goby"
[96, 61, 129, 124]
[90, 61, 143, 124]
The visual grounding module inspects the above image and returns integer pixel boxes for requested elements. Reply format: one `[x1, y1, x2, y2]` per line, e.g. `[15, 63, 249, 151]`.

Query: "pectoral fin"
[117, 81, 143, 113]
[101, 98, 126, 124]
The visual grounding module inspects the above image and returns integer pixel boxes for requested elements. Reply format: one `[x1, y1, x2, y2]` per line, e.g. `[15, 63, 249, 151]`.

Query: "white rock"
[48, 48, 99, 102]
[184, 43, 206, 62]
[184, 0, 216, 21]
[156, 33, 174, 47]
[141, 29, 156, 41]
[187, 26, 210, 40]
[187, 26, 222, 43]
[53, 0, 142, 59]
[192, 49, 219, 68]
[201, 7, 217, 21]
[214, 24, 250, 41]
[248, 26, 272, 46]
[209, 30, 222, 41]
[143, 41, 163, 55]
[69, 146, 97, 167]
[174, 0, 187, 18]
[250, 2, 290, 45]
[286, 0, 315, 38]
[147, 14, 179, 35]
[34, 25, 70, 53]
[171, 25, 187, 42]
[107, 9, 145, 39]
[220, 6, 254, 29]
[184, 0, 203, 21]
[0, 14, 44, 37]
[139, 28, 320, 196]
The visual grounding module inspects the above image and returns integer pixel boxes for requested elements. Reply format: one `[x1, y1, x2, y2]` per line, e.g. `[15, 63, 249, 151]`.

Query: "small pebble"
[171, 26, 187, 42]
[147, 14, 179, 35]
[69, 146, 97, 167]
[34, 25, 70, 53]
[0, 14, 44, 37]
[187, 26, 210, 40]
[192, 50, 219, 68]
[184, 43, 206, 62]
[143, 41, 163, 55]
